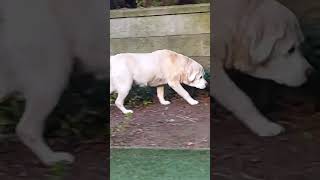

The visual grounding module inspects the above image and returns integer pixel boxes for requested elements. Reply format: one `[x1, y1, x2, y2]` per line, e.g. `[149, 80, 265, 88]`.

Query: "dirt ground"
[213, 84, 320, 180]
[110, 90, 210, 149]
[0, 137, 107, 180]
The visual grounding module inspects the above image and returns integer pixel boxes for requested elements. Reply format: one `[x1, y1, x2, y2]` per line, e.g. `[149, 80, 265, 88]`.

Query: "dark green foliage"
[302, 25, 320, 70]
[0, 72, 108, 139]
[110, 85, 155, 108]
[0, 97, 24, 134]
[46, 73, 108, 138]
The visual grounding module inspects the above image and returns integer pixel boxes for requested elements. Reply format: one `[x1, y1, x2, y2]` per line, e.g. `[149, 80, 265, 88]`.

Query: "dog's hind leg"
[114, 79, 133, 114]
[7, 32, 73, 165]
[115, 90, 133, 114]
[157, 86, 170, 105]
[3, 0, 75, 165]
[110, 80, 114, 94]
[110, 77, 117, 94]
[16, 77, 74, 166]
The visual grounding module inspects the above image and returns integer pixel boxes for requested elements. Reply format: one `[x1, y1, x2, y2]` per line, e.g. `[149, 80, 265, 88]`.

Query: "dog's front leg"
[211, 61, 284, 136]
[168, 82, 198, 105]
[157, 86, 171, 105]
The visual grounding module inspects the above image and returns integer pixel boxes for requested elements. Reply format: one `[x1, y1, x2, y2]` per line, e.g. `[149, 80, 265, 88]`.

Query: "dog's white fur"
[0, 0, 107, 165]
[110, 49, 207, 114]
[211, 0, 312, 136]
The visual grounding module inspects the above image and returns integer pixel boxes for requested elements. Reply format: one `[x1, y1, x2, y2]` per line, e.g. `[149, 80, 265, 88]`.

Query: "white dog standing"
[110, 49, 207, 114]
[211, 0, 313, 136]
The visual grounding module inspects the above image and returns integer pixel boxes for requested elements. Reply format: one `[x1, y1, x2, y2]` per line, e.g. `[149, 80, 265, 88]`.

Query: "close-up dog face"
[244, 4, 313, 87]
[212, 0, 317, 137]
[249, 36, 313, 87]
[184, 59, 207, 89]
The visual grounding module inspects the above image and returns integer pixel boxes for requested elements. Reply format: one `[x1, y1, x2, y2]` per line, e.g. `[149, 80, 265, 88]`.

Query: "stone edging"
[110, 3, 210, 19]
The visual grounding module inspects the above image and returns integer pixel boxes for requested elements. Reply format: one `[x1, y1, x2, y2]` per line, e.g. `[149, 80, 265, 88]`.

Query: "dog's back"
[110, 52, 164, 88]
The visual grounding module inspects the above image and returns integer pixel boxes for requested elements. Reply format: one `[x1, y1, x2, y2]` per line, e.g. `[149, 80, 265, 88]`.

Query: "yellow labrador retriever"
[0, 0, 106, 165]
[211, 0, 313, 136]
[110, 49, 207, 114]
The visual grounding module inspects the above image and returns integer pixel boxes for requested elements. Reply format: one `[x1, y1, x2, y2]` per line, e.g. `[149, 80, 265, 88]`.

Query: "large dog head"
[182, 57, 207, 89]
[225, 0, 313, 87]
[157, 49, 208, 89]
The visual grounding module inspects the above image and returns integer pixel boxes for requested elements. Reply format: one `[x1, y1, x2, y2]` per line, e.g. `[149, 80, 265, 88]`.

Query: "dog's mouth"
[187, 81, 207, 89]
[195, 83, 207, 89]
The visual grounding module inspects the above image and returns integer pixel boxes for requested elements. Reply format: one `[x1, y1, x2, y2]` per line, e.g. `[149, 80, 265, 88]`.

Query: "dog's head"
[227, 1, 313, 87]
[183, 57, 207, 89]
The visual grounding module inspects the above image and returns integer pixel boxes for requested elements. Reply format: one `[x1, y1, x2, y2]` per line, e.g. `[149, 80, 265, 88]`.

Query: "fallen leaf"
[187, 142, 195, 146]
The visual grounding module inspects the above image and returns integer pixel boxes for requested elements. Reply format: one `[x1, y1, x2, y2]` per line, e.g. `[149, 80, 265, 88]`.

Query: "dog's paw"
[123, 109, 133, 114]
[43, 152, 75, 166]
[255, 122, 284, 137]
[188, 99, 199, 105]
[160, 100, 171, 105]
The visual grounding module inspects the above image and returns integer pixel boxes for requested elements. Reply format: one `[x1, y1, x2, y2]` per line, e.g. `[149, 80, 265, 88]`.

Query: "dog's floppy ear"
[294, 21, 304, 44]
[182, 58, 199, 82]
[247, 16, 285, 64]
[188, 70, 197, 82]
[185, 60, 197, 82]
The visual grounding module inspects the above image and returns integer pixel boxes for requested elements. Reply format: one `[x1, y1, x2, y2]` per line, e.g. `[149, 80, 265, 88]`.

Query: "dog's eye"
[288, 46, 295, 54]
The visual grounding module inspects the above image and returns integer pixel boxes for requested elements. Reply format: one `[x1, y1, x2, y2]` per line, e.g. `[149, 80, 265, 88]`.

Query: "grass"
[136, 0, 210, 7]
[110, 148, 210, 180]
